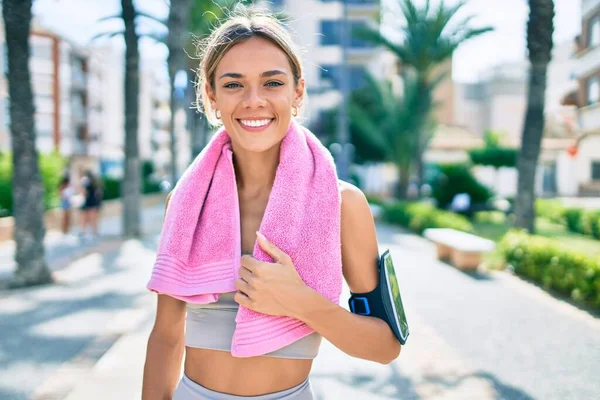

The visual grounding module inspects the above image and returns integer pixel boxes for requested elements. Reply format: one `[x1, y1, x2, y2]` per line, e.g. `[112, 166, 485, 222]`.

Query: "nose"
[242, 85, 267, 109]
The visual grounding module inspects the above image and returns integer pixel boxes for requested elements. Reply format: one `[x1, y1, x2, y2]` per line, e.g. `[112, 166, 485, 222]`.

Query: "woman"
[142, 6, 400, 400]
[59, 175, 74, 234]
[79, 170, 102, 238]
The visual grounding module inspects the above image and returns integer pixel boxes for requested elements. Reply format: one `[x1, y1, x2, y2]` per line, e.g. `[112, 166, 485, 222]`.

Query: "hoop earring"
[292, 106, 298, 117]
[215, 109, 221, 120]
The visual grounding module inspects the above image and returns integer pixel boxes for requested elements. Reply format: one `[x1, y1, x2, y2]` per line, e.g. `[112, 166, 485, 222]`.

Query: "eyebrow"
[218, 70, 288, 79]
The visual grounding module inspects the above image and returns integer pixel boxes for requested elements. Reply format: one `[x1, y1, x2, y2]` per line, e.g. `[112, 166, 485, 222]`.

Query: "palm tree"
[357, 0, 492, 193]
[349, 73, 432, 198]
[94, 0, 160, 238]
[120, 0, 142, 238]
[2, 0, 52, 287]
[514, 0, 555, 233]
[166, 0, 191, 185]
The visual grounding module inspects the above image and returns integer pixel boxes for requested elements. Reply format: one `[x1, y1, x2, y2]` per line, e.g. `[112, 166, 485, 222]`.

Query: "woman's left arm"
[294, 182, 401, 364]
[235, 183, 401, 364]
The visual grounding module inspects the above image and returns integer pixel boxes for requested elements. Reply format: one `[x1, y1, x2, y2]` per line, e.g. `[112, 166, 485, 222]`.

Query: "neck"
[232, 143, 280, 194]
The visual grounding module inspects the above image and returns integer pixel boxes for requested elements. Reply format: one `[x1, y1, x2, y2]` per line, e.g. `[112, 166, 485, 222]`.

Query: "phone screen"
[383, 252, 410, 341]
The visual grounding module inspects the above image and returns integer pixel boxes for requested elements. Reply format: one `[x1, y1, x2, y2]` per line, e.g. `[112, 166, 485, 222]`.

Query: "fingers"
[241, 255, 261, 273]
[235, 278, 252, 295]
[255, 231, 291, 264]
[234, 290, 251, 307]
[238, 265, 253, 284]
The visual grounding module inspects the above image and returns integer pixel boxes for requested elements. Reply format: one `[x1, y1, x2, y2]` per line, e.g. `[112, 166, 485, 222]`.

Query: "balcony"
[579, 102, 600, 132]
[583, 0, 600, 18]
[574, 44, 600, 79]
[346, 0, 379, 18]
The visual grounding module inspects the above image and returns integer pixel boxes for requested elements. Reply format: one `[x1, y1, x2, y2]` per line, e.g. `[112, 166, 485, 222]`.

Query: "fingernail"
[256, 231, 266, 241]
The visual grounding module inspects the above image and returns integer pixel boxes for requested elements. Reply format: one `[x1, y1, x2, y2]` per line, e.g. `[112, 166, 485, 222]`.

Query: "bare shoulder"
[338, 180, 369, 210]
[338, 180, 379, 293]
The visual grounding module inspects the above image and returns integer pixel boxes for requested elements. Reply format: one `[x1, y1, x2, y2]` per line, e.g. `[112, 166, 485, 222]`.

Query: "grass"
[472, 212, 600, 256]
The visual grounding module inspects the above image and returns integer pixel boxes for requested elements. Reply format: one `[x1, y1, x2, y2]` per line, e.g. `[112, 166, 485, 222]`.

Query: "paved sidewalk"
[2, 219, 599, 399]
[0, 201, 167, 282]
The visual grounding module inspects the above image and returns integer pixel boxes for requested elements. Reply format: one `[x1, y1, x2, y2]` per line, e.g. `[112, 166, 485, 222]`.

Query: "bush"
[581, 210, 600, 239]
[500, 230, 600, 310]
[383, 201, 474, 234]
[535, 199, 565, 224]
[430, 163, 493, 209]
[102, 178, 121, 201]
[468, 147, 518, 168]
[564, 208, 584, 233]
[0, 152, 67, 215]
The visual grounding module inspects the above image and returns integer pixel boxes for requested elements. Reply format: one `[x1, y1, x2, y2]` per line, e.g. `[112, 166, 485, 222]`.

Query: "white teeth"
[240, 119, 271, 128]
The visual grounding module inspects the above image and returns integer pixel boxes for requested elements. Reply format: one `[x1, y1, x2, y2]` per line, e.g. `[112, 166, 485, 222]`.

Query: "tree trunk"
[167, 0, 191, 185]
[121, 0, 141, 238]
[514, 64, 549, 233]
[2, 0, 52, 287]
[514, 0, 554, 233]
[395, 161, 410, 199]
[414, 74, 431, 197]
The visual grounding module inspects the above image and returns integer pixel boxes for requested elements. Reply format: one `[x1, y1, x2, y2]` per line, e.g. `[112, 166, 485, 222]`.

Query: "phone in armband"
[348, 249, 410, 345]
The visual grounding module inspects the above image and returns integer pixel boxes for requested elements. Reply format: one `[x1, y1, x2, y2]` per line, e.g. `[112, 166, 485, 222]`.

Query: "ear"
[294, 77, 305, 107]
[205, 82, 217, 110]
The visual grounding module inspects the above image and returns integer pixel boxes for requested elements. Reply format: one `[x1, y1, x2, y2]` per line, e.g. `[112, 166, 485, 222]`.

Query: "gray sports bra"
[186, 292, 322, 359]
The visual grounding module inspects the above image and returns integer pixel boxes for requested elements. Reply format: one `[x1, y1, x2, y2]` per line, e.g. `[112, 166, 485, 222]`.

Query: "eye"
[265, 81, 283, 87]
[224, 82, 242, 89]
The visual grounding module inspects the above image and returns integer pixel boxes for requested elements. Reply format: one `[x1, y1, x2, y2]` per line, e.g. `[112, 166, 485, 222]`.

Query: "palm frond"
[97, 13, 122, 23]
[352, 24, 409, 61]
[349, 102, 389, 155]
[90, 31, 124, 42]
[136, 11, 167, 27]
[140, 32, 167, 44]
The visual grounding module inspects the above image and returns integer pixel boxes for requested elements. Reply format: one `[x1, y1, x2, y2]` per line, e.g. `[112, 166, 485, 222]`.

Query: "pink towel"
[147, 120, 343, 357]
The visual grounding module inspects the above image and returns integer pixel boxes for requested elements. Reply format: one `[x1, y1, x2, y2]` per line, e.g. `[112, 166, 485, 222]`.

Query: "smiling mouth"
[237, 118, 275, 131]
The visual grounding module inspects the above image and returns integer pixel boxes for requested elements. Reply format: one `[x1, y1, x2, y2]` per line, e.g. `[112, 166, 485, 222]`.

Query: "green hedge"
[468, 147, 518, 168]
[383, 201, 474, 234]
[0, 152, 67, 215]
[500, 230, 600, 310]
[535, 199, 566, 224]
[430, 163, 494, 209]
[535, 199, 600, 240]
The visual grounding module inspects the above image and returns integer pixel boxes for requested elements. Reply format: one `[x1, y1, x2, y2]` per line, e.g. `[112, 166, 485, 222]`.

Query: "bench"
[423, 228, 495, 271]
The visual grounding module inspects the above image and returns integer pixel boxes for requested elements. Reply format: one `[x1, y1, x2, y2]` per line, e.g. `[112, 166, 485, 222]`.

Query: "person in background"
[79, 170, 103, 238]
[58, 175, 74, 234]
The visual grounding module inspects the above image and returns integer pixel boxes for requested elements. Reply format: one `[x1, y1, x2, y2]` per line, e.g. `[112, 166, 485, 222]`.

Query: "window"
[320, 64, 339, 88]
[592, 161, 600, 181]
[320, 21, 340, 46]
[320, 20, 372, 48]
[589, 15, 600, 48]
[587, 76, 599, 105]
[320, 64, 367, 90]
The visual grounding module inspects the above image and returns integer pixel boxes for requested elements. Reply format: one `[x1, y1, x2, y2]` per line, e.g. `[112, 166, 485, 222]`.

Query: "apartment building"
[568, 0, 600, 195]
[87, 46, 174, 179]
[0, 19, 100, 178]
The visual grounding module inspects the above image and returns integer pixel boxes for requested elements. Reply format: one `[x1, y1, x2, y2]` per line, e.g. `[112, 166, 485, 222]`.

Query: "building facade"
[263, 0, 392, 135]
[0, 19, 101, 177]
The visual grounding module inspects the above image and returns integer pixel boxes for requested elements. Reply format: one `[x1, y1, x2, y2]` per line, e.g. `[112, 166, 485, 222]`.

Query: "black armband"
[348, 249, 410, 345]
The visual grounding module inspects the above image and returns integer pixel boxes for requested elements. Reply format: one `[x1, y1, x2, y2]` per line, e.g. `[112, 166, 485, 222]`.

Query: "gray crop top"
[186, 292, 322, 359]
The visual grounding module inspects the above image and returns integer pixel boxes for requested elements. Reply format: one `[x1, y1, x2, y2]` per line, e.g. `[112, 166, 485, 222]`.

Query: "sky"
[32, 0, 581, 83]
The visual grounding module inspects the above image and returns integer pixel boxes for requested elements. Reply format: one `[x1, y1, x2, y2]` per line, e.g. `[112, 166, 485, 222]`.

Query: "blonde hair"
[195, 5, 305, 126]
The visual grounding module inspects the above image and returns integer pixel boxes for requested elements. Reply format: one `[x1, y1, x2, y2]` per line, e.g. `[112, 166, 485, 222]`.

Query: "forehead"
[215, 36, 292, 77]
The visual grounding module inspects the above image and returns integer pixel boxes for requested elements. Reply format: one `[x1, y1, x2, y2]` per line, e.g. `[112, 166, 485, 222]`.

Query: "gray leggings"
[173, 375, 314, 400]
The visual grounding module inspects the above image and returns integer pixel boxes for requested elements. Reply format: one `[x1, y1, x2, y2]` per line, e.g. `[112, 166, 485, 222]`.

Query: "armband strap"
[348, 286, 386, 318]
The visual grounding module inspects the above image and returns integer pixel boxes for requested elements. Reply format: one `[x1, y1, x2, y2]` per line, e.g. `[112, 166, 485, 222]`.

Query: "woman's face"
[207, 36, 304, 153]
